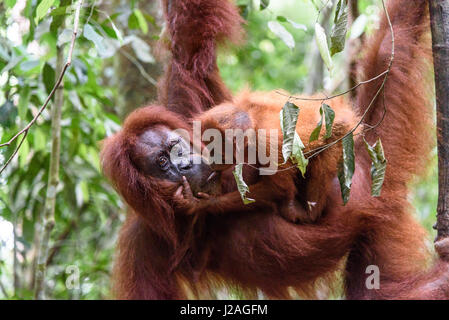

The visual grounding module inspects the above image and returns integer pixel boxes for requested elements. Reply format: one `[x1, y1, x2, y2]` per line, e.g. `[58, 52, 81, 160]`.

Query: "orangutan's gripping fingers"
[197, 192, 211, 199]
[181, 176, 195, 200]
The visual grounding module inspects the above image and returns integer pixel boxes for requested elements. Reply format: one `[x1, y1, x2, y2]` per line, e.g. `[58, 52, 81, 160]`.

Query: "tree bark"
[429, 1, 449, 247]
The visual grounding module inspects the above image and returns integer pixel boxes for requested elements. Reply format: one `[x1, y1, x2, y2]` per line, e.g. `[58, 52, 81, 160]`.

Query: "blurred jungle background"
[0, 0, 438, 299]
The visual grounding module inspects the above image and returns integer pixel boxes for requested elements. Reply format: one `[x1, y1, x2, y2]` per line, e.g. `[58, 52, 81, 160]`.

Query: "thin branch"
[0, 0, 84, 174]
[276, 70, 389, 102]
[120, 49, 158, 86]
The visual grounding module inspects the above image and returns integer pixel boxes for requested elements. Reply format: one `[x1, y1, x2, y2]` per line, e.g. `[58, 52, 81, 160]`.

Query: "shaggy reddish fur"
[101, 0, 449, 299]
[157, 0, 243, 118]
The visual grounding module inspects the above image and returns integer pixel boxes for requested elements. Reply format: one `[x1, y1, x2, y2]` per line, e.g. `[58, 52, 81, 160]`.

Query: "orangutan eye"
[158, 156, 169, 169]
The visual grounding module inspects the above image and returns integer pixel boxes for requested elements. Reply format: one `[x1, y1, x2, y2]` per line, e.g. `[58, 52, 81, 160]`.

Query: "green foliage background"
[0, 0, 437, 299]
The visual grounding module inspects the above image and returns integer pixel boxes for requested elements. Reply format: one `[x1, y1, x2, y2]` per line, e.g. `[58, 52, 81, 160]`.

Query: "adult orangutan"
[101, 0, 449, 299]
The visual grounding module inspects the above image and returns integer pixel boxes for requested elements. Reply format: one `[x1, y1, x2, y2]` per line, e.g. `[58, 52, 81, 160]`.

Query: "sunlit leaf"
[83, 24, 104, 50]
[83, 24, 117, 58]
[268, 21, 295, 49]
[309, 103, 334, 142]
[309, 107, 323, 142]
[233, 163, 255, 204]
[57, 29, 73, 46]
[18, 85, 30, 119]
[337, 133, 355, 205]
[130, 36, 155, 63]
[364, 138, 387, 197]
[291, 132, 308, 177]
[322, 103, 335, 139]
[350, 14, 368, 40]
[76, 180, 90, 207]
[35, 0, 56, 24]
[133, 9, 148, 34]
[280, 102, 308, 176]
[315, 23, 333, 71]
[280, 101, 300, 162]
[19, 138, 30, 168]
[330, 0, 348, 56]
[33, 128, 46, 151]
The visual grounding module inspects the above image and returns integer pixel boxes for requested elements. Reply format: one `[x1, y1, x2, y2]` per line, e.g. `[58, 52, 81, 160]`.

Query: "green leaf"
[280, 101, 300, 162]
[260, 0, 270, 10]
[133, 9, 148, 34]
[84, 24, 104, 49]
[276, 16, 307, 31]
[103, 16, 123, 43]
[128, 11, 139, 29]
[0, 100, 17, 127]
[50, 6, 68, 35]
[83, 24, 116, 58]
[42, 63, 55, 96]
[280, 102, 308, 176]
[18, 85, 30, 119]
[337, 133, 355, 205]
[19, 138, 30, 168]
[288, 20, 307, 31]
[309, 107, 323, 142]
[233, 164, 255, 204]
[291, 132, 308, 177]
[322, 103, 335, 139]
[330, 0, 349, 56]
[76, 180, 90, 207]
[33, 128, 46, 151]
[268, 21, 295, 49]
[350, 14, 368, 40]
[309, 103, 335, 142]
[364, 138, 387, 197]
[35, 0, 56, 24]
[276, 16, 287, 22]
[315, 23, 333, 71]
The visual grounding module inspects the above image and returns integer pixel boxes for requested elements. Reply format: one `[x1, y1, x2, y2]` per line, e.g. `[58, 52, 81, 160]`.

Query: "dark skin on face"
[131, 125, 221, 214]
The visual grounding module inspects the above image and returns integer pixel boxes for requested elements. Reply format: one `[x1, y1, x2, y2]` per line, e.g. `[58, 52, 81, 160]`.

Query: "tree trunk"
[33, 42, 65, 300]
[429, 0, 449, 257]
